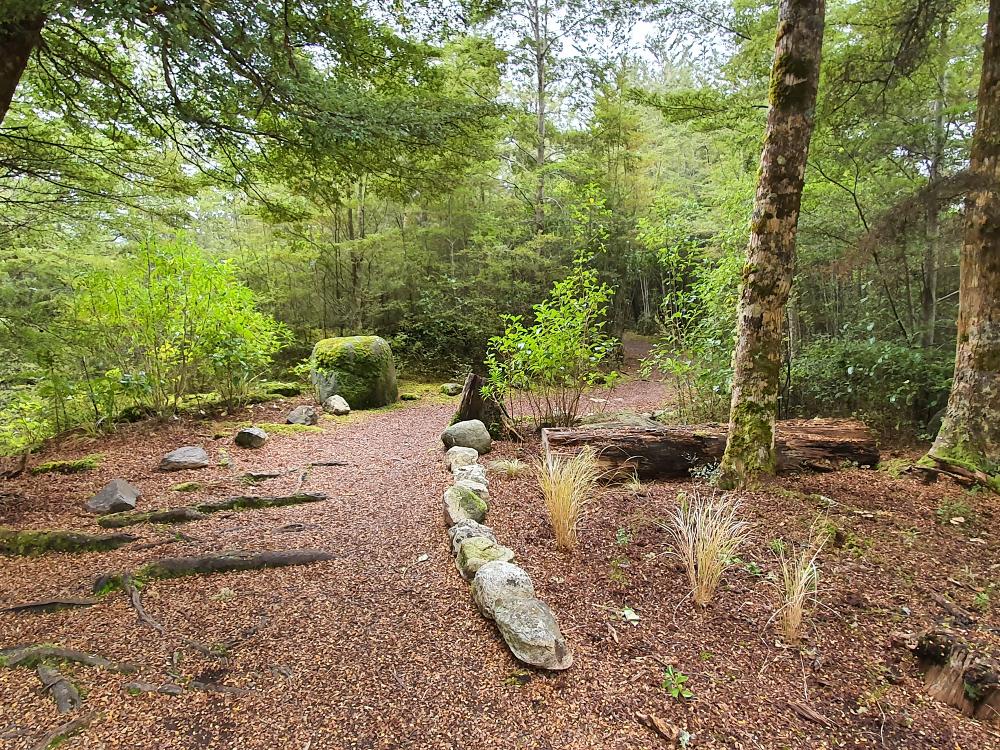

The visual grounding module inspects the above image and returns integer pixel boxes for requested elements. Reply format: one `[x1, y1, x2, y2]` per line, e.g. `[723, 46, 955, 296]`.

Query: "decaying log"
[30, 713, 95, 750]
[912, 628, 1000, 726]
[36, 665, 81, 713]
[98, 493, 327, 529]
[1, 597, 98, 615]
[0, 644, 136, 672]
[0, 528, 137, 556]
[541, 419, 880, 479]
[96, 548, 338, 592]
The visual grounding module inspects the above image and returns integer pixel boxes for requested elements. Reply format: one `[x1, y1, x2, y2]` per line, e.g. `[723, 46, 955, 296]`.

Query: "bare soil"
[1, 367, 997, 749]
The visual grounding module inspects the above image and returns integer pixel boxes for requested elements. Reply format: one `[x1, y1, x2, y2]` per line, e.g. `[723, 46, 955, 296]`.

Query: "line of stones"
[440, 426, 573, 671]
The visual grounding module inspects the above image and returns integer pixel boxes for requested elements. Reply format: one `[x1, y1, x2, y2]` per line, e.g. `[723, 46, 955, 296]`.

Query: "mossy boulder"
[310, 336, 398, 409]
[455, 536, 514, 580]
[443, 485, 487, 526]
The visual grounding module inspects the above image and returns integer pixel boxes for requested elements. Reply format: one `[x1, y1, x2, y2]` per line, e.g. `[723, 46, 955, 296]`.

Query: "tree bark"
[0, 14, 44, 126]
[718, 0, 826, 488]
[455, 373, 503, 433]
[542, 419, 878, 479]
[927, 0, 1000, 489]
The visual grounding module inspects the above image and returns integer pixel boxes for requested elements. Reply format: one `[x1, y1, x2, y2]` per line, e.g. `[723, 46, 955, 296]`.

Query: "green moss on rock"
[30, 454, 103, 475]
[310, 335, 398, 409]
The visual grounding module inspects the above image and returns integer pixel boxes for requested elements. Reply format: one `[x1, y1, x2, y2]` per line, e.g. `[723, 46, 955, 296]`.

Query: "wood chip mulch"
[1, 380, 998, 749]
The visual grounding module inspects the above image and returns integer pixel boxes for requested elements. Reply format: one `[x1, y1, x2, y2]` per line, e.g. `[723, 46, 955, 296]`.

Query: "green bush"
[787, 338, 953, 434]
[484, 253, 619, 427]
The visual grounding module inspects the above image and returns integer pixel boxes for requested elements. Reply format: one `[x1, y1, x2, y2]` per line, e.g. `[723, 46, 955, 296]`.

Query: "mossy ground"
[30, 454, 103, 475]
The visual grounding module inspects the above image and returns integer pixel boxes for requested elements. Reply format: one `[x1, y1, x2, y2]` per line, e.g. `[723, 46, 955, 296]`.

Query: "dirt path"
[1, 371, 997, 750]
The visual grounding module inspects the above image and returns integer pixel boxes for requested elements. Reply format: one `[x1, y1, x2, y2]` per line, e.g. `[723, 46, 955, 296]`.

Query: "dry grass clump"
[489, 457, 529, 478]
[662, 490, 750, 606]
[774, 529, 824, 643]
[537, 449, 601, 551]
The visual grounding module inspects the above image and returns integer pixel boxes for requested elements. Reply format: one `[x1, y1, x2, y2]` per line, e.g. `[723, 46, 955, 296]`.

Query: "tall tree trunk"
[921, 21, 948, 349]
[926, 0, 1000, 488]
[532, 0, 547, 234]
[718, 0, 826, 489]
[0, 14, 45, 126]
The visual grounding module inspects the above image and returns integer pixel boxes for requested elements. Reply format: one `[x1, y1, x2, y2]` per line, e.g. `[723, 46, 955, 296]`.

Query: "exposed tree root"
[36, 664, 81, 713]
[121, 574, 221, 658]
[97, 493, 328, 528]
[1, 597, 98, 615]
[30, 712, 95, 750]
[911, 455, 1000, 493]
[0, 644, 137, 672]
[0, 528, 137, 556]
[124, 679, 249, 696]
[96, 548, 338, 593]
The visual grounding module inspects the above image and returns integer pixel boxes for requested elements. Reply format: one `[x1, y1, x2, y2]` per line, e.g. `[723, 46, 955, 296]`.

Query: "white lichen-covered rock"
[494, 596, 573, 670]
[455, 536, 514, 580]
[159, 446, 210, 472]
[455, 478, 489, 502]
[454, 463, 487, 485]
[471, 561, 534, 619]
[441, 419, 492, 454]
[322, 395, 351, 416]
[443, 485, 487, 526]
[85, 478, 141, 514]
[444, 446, 478, 472]
[447, 519, 496, 554]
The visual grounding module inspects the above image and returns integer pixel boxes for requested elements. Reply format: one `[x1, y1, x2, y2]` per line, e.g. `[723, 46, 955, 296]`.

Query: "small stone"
[234, 427, 268, 449]
[159, 446, 210, 472]
[455, 478, 489, 502]
[472, 561, 535, 619]
[494, 596, 573, 670]
[286, 405, 319, 425]
[322, 395, 351, 416]
[454, 463, 487, 485]
[448, 519, 496, 554]
[455, 536, 514, 580]
[441, 382, 463, 396]
[85, 479, 141, 515]
[443, 485, 487, 526]
[444, 446, 479, 472]
[441, 419, 492, 454]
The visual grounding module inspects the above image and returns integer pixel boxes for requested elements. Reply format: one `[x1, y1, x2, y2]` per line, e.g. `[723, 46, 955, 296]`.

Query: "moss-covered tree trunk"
[718, 0, 825, 489]
[926, 0, 1000, 489]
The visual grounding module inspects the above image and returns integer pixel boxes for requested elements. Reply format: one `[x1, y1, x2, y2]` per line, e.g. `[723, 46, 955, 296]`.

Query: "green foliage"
[788, 338, 953, 434]
[484, 244, 619, 428]
[661, 666, 694, 699]
[935, 497, 974, 525]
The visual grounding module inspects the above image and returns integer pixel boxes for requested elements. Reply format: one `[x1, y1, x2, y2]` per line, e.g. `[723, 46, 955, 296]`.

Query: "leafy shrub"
[787, 338, 953, 434]
[67, 238, 289, 415]
[484, 253, 619, 428]
[537, 448, 601, 552]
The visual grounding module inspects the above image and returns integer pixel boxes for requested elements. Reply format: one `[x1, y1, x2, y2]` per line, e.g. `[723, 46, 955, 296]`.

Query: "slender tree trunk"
[922, 22, 948, 348]
[532, 0, 547, 234]
[718, 0, 826, 488]
[0, 14, 44, 126]
[926, 0, 1000, 488]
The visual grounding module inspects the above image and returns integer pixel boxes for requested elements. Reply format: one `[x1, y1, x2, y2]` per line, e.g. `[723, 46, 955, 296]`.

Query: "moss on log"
[0, 528, 137, 556]
[0, 644, 136, 672]
[98, 507, 207, 529]
[97, 493, 327, 529]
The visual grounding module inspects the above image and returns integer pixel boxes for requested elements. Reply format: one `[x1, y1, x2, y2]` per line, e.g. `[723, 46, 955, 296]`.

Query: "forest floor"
[1, 348, 998, 749]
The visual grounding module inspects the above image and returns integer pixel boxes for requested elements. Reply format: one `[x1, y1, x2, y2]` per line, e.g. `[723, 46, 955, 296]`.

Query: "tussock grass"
[537, 449, 601, 551]
[662, 490, 749, 606]
[490, 458, 528, 478]
[775, 529, 823, 643]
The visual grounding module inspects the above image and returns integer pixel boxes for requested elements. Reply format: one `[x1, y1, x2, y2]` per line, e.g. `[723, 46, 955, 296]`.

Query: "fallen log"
[541, 419, 880, 479]
[36, 665, 81, 713]
[0, 528, 137, 556]
[95, 548, 338, 592]
[98, 493, 327, 528]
